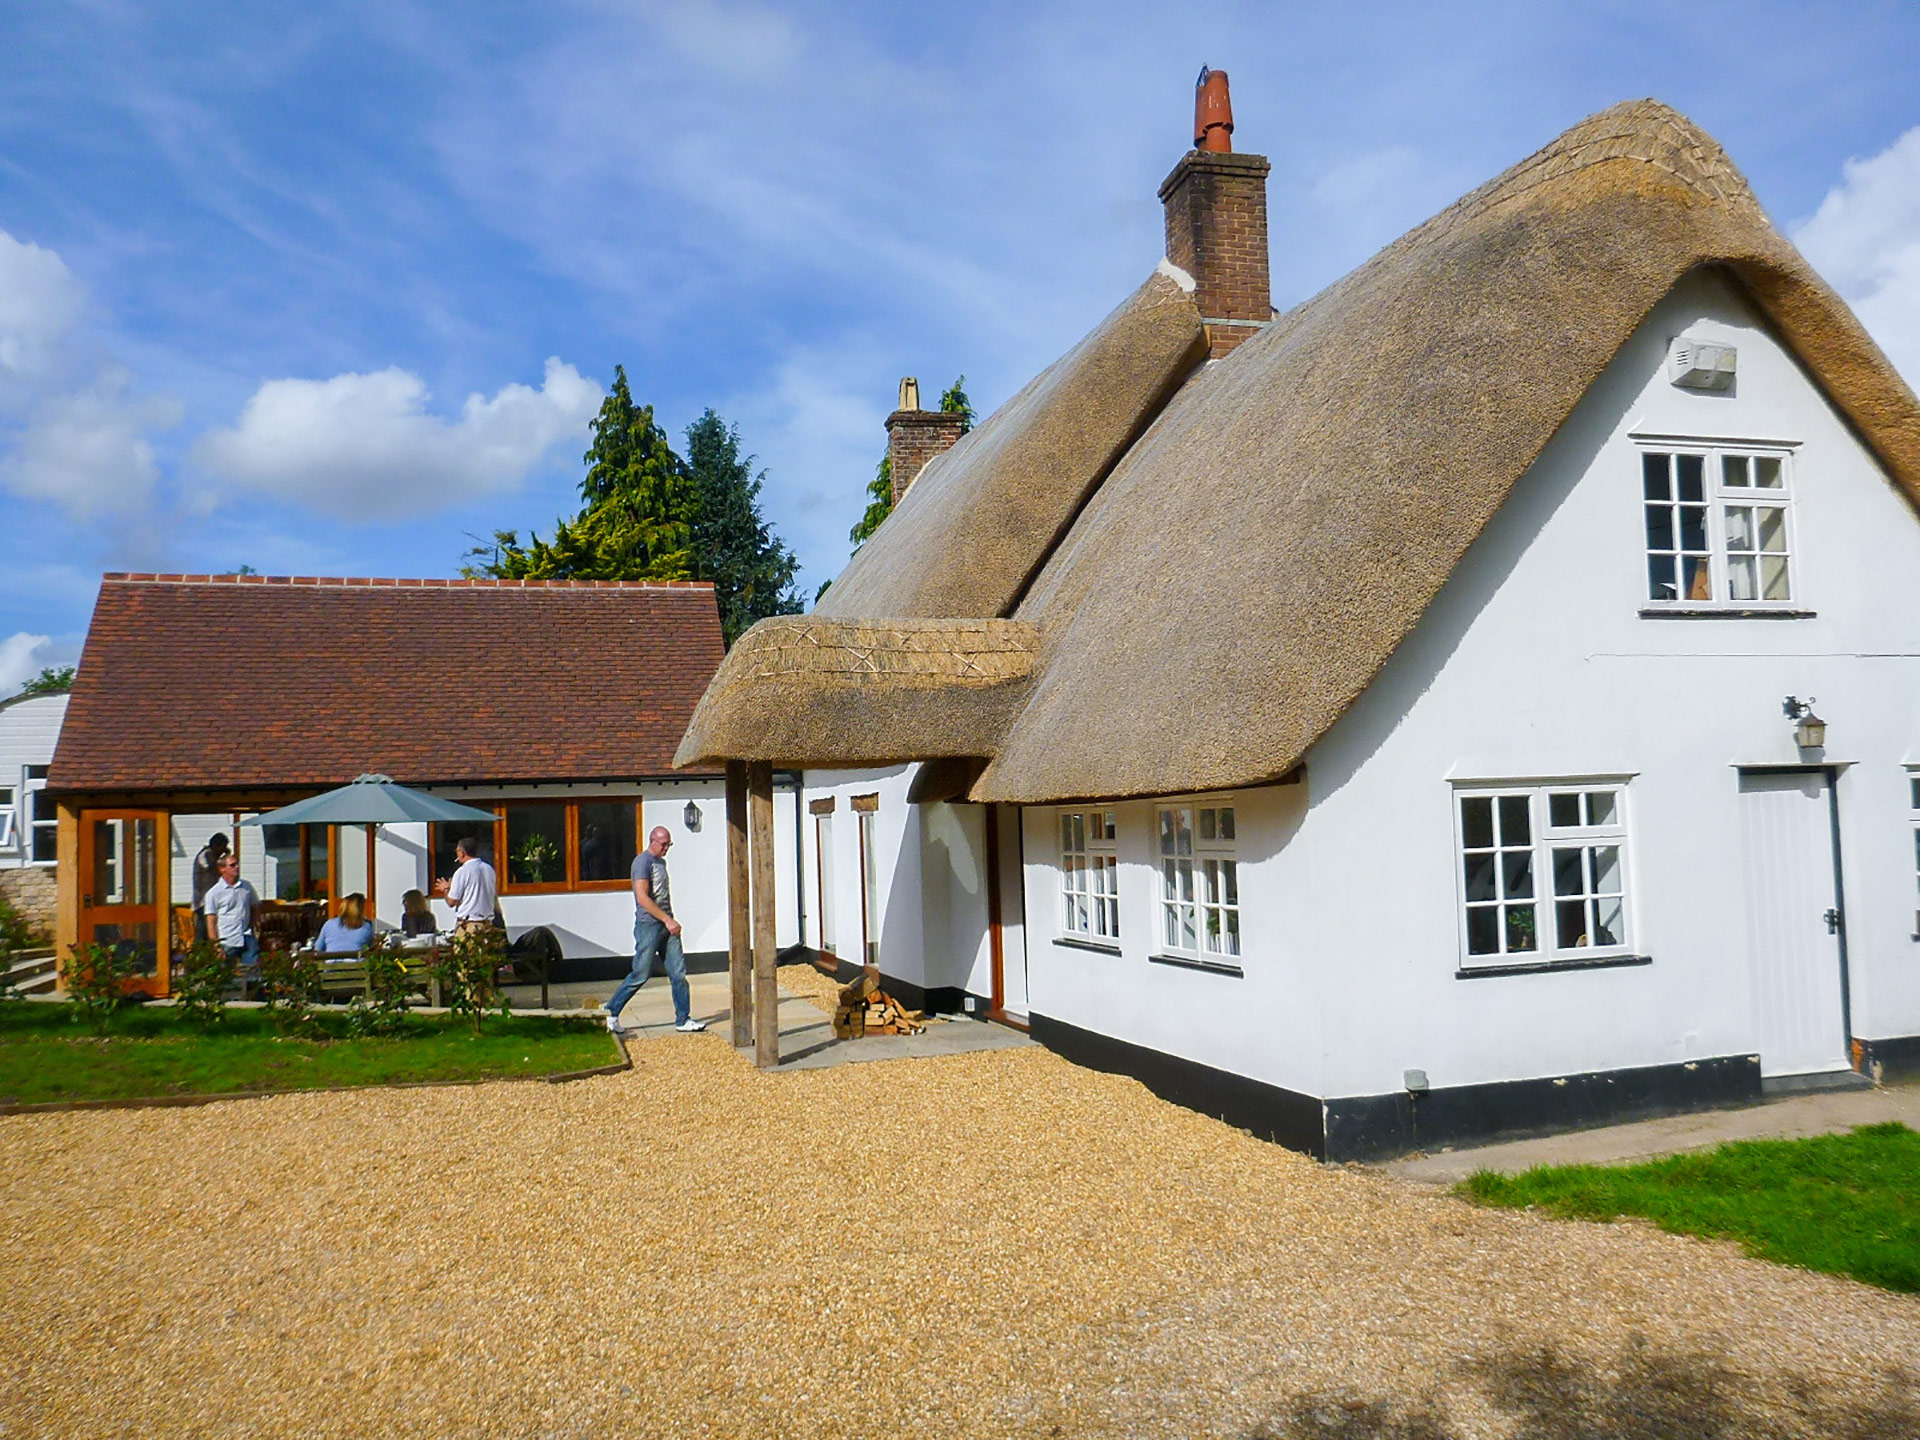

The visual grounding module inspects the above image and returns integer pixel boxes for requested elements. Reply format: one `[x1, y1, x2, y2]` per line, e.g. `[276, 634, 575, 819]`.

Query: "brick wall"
[1158, 149, 1272, 359]
[887, 411, 969, 503]
[0, 868, 56, 942]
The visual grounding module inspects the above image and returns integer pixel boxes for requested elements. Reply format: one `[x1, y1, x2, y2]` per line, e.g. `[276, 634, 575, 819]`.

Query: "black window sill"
[1053, 935, 1121, 956]
[1148, 952, 1245, 978]
[1457, 953, 1651, 979]
[1638, 607, 1816, 620]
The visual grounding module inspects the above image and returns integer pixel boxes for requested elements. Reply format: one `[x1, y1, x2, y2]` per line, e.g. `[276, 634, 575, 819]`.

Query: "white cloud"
[0, 632, 55, 697]
[192, 357, 603, 519]
[0, 228, 181, 519]
[1794, 126, 1920, 390]
[0, 233, 85, 385]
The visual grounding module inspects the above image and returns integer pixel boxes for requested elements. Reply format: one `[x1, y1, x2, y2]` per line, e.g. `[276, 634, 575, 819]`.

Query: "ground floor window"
[1909, 772, 1919, 933]
[854, 795, 880, 966]
[26, 766, 55, 864]
[811, 803, 838, 955]
[1456, 781, 1631, 966]
[434, 799, 639, 895]
[1157, 803, 1239, 960]
[260, 823, 333, 902]
[0, 785, 14, 850]
[1060, 810, 1119, 942]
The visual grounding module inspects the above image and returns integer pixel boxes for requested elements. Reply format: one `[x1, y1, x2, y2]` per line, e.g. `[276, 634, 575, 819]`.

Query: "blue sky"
[4, 1, 1920, 693]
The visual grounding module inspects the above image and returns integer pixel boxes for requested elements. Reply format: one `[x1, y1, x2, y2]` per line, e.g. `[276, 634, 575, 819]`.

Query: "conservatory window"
[1457, 783, 1631, 967]
[1158, 803, 1238, 960]
[1060, 811, 1119, 943]
[0, 786, 14, 850]
[1641, 447, 1796, 607]
[25, 767, 55, 864]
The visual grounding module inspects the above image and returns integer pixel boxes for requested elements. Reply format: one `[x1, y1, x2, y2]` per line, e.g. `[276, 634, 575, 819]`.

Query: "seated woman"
[314, 893, 376, 957]
[399, 889, 437, 939]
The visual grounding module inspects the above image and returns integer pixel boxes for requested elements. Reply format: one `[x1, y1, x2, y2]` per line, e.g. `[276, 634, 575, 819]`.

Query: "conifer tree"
[684, 409, 802, 645]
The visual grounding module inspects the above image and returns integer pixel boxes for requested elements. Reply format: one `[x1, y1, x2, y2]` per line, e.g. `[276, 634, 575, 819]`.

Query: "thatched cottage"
[679, 85, 1920, 1159]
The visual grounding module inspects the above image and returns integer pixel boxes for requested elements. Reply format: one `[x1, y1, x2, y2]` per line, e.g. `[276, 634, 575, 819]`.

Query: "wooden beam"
[748, 760, 778, 1069]
[725, 760, 751, 1050]
[55, 802, 79, 986]
[154, 811, 172, 997]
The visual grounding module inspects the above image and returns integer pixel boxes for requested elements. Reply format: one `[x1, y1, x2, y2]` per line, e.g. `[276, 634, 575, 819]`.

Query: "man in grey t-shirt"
[604, 825, 703, 1034]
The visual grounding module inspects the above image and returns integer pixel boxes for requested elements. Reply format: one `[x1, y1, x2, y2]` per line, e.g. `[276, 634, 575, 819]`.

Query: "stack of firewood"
[831, 965, 927, 1038]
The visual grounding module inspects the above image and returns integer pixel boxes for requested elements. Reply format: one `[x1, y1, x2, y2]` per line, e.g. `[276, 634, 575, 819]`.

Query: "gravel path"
[2, 1038, 1916, 1438]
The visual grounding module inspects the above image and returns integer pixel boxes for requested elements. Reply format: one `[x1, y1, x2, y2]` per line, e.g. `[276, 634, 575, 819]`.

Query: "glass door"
[79, 810, 164, 995]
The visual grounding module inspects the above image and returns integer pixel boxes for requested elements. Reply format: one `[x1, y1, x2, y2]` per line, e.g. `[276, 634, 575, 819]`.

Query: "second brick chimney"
[1158, 67, 1272, 359]
[886, 376, 968, 503]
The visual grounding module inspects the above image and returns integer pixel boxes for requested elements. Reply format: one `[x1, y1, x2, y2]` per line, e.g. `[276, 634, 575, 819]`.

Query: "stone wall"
[0, 867, 57, 942]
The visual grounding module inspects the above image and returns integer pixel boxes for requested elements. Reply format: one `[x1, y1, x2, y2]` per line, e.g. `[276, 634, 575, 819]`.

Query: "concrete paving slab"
[1382, 1079, 1920, 1184]
[590, 968, 1033, 1069]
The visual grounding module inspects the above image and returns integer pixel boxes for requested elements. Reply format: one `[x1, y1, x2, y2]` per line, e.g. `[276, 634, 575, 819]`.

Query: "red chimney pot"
[1194, 66, 1233, 152]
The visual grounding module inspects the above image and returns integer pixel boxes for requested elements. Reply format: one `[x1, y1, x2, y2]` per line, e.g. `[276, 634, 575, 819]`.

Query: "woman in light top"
[315, 893, 376, 957]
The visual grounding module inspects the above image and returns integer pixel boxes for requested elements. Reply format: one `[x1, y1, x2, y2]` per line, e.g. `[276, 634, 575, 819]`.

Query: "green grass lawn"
[0, 1002, 623, 1107]
[1459, 1121, 1920, 1294]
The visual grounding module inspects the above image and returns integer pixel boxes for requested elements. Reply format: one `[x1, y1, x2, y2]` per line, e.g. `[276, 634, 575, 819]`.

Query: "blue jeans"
[605, 916, 689, 1025]
[221, 935, 259, 971]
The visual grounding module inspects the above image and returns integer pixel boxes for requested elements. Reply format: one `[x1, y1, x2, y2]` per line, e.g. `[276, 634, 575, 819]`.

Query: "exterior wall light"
[683, 800, 702, 832]
[1784, 696, 1826, 750]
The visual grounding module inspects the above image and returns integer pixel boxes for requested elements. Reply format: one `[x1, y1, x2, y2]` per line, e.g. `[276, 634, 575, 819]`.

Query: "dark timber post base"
[748, 760, 779, 1068]
[725, 760, 752, 1051]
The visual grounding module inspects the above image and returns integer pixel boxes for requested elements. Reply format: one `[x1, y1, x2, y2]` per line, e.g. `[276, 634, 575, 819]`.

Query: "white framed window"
[1157, 803, 1239, 960]
[1909, 773, 1919, 936]
[0, 785, 14, 850]
[1640, 446, 1796, 607]
[1456, 782, 1631, 967]
[25, 765, 55, 865]
[1060, 810, 1119, 942]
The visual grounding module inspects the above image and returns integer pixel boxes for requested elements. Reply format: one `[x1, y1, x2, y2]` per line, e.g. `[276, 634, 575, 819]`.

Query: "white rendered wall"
[1022, 267, 1920, 1101]
[798, 766, 997, 1000]
[0, 695, 65, 869]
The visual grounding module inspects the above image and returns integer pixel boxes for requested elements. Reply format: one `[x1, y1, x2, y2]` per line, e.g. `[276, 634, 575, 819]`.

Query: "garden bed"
[1459, 1121, 1920, 1293]
[0, 1002, 623, 1108]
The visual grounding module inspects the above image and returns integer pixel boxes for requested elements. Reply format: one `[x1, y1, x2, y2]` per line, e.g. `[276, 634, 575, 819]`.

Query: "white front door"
[1736, 769, 1850, 1077]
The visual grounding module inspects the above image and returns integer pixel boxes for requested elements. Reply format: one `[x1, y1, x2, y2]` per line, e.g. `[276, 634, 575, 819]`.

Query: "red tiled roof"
[49, 575, 726, 793]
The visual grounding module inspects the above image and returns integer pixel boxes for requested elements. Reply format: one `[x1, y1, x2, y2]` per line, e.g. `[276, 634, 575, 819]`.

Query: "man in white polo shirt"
[432, 836, 499, 934]
[202, 851, 259, 972]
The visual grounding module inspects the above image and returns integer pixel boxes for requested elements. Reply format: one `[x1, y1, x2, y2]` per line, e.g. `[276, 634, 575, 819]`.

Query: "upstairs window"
[1457, 783, 1631, 967]
[1060, 811, 1119, 943]
[1642, 447, 1795, 608]
[1158, 803, 1239, 960]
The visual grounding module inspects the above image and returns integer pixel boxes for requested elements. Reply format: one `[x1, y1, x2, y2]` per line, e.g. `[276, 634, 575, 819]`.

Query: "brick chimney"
[1157, 67, 1272, 359]
[886, 376, 968, 504]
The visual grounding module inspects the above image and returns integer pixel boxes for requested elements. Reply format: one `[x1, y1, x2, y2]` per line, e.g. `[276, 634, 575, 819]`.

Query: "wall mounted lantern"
[683, 800, 702, 832]
[1783, 696, 1827, 750]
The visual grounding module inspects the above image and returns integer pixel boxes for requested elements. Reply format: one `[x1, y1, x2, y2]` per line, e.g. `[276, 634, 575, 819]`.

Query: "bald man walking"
[604, 825, 705, 1035]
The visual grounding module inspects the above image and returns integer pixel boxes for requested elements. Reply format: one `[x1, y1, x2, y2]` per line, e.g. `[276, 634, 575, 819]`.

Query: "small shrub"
[63, 941, 136, 1036]
[259, 947, 322, 1032]
[0, 893, 33, 953]
[434, 926, 510, 1036]
[169, 939, 236, 1027]
[344, 937, 415, 1037]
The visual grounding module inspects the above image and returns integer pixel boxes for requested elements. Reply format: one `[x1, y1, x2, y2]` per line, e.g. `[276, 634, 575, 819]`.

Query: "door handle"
[1824, 908, 1843, 935]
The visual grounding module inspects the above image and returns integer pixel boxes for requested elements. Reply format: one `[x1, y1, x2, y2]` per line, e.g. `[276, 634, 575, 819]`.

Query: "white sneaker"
[604, 1012, 629, 1035]
[674, 1018, 708, 1033]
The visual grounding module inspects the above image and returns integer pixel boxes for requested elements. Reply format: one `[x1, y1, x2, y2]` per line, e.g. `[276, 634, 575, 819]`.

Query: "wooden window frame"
[25, 766, 56, 866]
[1059, 810, 1119, 943]
[435, 799, 644, 897]
[1156, 802, 1239, 961]
[1639, 444, 1799, 611]
[1454, 781, 1633, 970]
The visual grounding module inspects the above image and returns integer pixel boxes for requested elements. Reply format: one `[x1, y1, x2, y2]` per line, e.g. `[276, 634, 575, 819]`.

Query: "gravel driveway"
[2, 1037, 1916, 1438]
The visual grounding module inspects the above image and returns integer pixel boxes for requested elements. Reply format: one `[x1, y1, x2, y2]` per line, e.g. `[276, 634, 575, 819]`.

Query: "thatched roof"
[813, 267, 1207, 620]
[675, 618, 1039, 767]
[682, 100, 1920, 801]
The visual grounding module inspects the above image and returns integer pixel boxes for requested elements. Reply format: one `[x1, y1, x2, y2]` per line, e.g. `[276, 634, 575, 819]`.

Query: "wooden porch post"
[725, 761, 752, 1050]
[55, 802, 79, 988]
[748, 761, 779, 1068]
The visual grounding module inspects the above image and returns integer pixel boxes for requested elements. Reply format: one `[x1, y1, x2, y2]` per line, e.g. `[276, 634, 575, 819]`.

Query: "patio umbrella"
[240, 774, 499, 829]
[241, 773, 501, 952]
